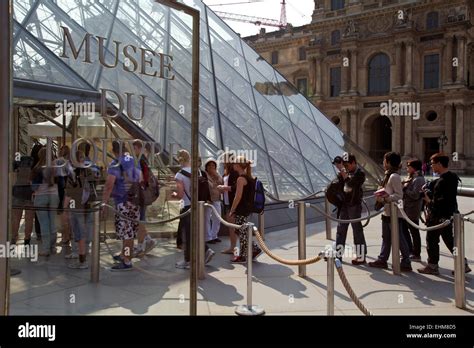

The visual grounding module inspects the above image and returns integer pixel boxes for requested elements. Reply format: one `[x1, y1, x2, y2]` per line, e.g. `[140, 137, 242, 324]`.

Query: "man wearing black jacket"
[335, 154, 367, 265]
[418, 153, 471, 275]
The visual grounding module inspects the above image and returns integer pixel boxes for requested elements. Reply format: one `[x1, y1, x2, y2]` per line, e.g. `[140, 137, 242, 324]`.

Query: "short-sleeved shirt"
[107, 154, 141, 205]
[175, 167, 191, 207]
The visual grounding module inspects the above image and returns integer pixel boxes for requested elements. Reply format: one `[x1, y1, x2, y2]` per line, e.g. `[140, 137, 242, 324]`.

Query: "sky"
[202, 0, 315, 37]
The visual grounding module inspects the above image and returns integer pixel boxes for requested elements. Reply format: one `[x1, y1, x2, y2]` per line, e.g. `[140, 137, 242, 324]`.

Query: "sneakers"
[112, 254, 124, 263]
[418, 264, 440, 275]
[175, 260, 190, 269]
[231, 256, 247, 264]
[368, 259, 388, 269]
[68, 261, 88, 269]
[65, 253, 79, 259]
[111, 261, 133, 271]
[351, 257, 367, 265]
[400, 264, 413, 272]
[143, 239, 157, 254]
[205, 249, 215, 264]
[133, 246, 145, 258]
[451, 264, 472, 275]
[409, 254, 422, 262]
[252, 248, 263, 260]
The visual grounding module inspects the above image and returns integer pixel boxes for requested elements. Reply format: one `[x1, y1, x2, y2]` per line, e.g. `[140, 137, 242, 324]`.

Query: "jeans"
[205, 201, 221, 241]
[426, 220, 454, 265]
[401, 217, 421, 256]
[378, 216, 411, 267]
[34, 194, 59, 254]
[336, 204, 367, 259]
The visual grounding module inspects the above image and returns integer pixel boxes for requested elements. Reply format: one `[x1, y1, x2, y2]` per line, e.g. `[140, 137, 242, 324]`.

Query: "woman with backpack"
[229, 156, 262, 264]
[101, 141, 142, 271]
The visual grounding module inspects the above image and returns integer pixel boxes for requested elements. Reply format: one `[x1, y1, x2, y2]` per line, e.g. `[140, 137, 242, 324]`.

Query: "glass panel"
[254, 92, 298, 150]
[209, 28, 248, 79]
[270, 159, 311, 200]
[305, 161, 332, 193]
[206, 9, 243, 56]
[13, 27, 92, 89]
[246, 62, 287, 118]
[220, 117, 276, 197]
[293, 127, 336, 181]
[217, 80, 264, 148]
[13, 0, 31, 23]
[261, 123, 313, 192]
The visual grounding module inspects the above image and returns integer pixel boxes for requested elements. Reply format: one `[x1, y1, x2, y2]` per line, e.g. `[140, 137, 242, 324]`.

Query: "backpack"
[179, 169, 211, 202]
[326, 178, 345, 210]
[140, 159, 160, 206]
[120, 164, 141, 206]
[252, 177, 265, 214]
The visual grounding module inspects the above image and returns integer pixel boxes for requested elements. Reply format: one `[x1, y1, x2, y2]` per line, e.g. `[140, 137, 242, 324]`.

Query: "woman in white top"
[368, 152, 412, 271]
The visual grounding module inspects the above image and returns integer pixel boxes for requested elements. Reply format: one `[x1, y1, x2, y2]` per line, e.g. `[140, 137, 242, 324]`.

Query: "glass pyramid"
[12, 0, 383, 200]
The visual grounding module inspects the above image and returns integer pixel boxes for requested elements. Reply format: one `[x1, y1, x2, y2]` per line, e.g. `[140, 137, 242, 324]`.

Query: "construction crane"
[211, 0, 288, 29]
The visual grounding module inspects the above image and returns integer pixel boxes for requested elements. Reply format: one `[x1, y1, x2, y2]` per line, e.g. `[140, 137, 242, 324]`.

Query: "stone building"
[245, 0, 474, 173]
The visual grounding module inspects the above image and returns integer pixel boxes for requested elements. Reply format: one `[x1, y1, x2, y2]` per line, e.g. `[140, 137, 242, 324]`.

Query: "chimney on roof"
[259, 27, 266, 36]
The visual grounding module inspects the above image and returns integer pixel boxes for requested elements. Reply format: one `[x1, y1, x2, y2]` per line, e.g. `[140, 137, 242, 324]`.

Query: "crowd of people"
[11, 141, 471, 276]
[331, 152, 471, 275]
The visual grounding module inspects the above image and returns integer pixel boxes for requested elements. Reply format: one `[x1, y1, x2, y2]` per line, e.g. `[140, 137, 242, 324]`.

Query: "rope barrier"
[462, 210, 474, 217]
[309, 203, 383, 223]
[361, 199, 371, 228]
[398, 206, 452, 231]
[203, 203, 244, 229]
[100, 203, 190, 225]
[253, 227, 324, 265]
[464, 217, 474, 224]
[334, 259, 372, 316]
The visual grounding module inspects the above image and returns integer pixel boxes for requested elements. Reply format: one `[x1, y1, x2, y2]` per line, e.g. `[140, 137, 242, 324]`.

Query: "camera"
[421, 180, 435, 199]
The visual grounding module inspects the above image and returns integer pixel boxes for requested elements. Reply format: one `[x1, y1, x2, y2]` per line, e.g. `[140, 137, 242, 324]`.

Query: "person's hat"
[332, 156, 343, 164]
[204, 158, 217, 169]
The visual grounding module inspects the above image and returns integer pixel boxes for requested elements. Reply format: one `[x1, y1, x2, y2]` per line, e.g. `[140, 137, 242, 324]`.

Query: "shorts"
[115, 201, 140, 240]
[71, 211, 93, 243]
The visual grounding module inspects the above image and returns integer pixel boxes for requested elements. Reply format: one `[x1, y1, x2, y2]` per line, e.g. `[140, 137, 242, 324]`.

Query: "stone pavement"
[8, 197, 473, 315]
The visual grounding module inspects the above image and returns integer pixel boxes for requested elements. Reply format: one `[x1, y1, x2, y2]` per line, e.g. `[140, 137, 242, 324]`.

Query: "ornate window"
[426, 11, 439, 30]
[331, 30, 340, 46]
[424, 54, 440, 89]
[330, 67, 341, 97]
[368, 53, 390, 95]
[331, 0, 345, 11]
[296, 78, 308, 96]
[298, 47, 306, 61]
[271, 51, 278, 65]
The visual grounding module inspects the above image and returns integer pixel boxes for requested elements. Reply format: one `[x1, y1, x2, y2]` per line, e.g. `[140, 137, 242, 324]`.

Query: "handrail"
[264, 189, 325, 203]
[203, 202, 243, 229]
[309, 203, 383, 223]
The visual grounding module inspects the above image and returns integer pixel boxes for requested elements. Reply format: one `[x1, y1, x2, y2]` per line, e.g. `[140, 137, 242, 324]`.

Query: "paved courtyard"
[8, 197, 473, 315]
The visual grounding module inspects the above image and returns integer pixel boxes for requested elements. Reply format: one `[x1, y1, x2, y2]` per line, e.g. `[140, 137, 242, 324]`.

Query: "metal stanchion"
[198, 201, 205, 280]
[327, 255, 335, 316]
[325, 196, 332, 240]
[390, 202, 400, 275]
[258, 213, 265, 240]
[235, 222, 265, 316]
[453, 213, 465, 309]
[298, 202, 306, 278]
[91, 209, 100, 283]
